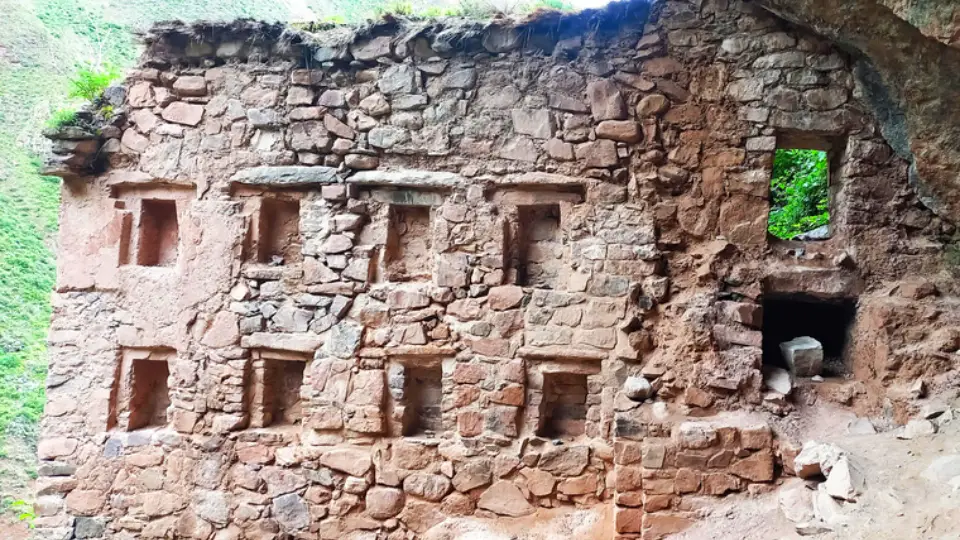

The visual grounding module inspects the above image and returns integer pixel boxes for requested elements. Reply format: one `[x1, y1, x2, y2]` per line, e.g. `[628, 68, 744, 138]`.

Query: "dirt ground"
[424, 392, 960, 540]
[675, 397, 960, 540]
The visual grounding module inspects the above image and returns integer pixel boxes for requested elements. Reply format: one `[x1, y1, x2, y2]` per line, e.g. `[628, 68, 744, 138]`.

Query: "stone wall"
[37, 1, 960, 539]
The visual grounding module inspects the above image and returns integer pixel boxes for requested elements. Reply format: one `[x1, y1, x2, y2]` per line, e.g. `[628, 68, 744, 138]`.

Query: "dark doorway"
[762, 295, 856, 376]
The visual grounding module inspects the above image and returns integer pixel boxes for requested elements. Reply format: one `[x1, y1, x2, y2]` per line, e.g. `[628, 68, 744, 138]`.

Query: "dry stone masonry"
[38, 1, 960, 539]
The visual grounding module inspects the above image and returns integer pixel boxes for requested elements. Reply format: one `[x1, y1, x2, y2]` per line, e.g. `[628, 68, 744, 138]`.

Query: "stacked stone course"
[38, 1, 959, 539]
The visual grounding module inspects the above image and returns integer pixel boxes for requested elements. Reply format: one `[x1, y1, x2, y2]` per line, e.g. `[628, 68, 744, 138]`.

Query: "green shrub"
[378, 1, 413, 16]
[1, 498, 35, 528]
[767, 148, 830, 239]
[529, 0, 575, 11]
[44, 108, 79, 130]
[67, 64, 120, 102]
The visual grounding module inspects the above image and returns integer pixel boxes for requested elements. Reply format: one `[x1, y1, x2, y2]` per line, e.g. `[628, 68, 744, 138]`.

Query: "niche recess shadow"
[762, 294, 856, 376]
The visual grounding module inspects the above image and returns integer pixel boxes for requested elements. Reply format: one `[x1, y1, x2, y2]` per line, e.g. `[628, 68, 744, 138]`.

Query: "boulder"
[780, 336, 823, 377]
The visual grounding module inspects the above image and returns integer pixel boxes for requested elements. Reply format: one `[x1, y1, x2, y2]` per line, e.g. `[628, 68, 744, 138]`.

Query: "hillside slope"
[0, 0, 313, 514]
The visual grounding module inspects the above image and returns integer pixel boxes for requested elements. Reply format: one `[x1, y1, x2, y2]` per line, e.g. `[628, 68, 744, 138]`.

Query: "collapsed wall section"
[37, 1, 959, 539]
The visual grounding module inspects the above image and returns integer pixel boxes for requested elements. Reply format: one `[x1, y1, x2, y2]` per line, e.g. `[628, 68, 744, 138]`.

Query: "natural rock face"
[754, 0, 960, 221]
[37, 1, 960, 539]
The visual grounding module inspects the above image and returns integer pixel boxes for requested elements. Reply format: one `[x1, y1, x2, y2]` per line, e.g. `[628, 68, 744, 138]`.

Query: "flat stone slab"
[241, 332, 322, 353]
[231, 166, 339, 187]
[347, 169, 462, 188]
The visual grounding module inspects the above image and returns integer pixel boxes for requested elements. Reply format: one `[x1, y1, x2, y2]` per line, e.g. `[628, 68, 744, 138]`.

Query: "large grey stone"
[231, 166, 338, 187]
[780, 336, 823, 377]
[271, 493, 310, 530]
[379, 64, 417, 95]
[324, 321, 363, 359]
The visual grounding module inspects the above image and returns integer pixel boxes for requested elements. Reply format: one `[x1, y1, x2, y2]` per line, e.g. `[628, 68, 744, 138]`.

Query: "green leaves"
[767, 148, 830, 240]
[67, 64, 120, 102]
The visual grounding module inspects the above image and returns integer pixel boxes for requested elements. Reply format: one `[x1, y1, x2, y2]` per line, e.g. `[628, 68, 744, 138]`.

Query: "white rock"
[763, 366, 793, 395]
[922, 455, 960, 484]
[847, 418, 876, 435]
[814, 485, 849, 527]
[778, 478, 815, 524]
[824, 456, 864, 501]
[919, 402, 948, 419]
[780, 336, 823, 377]
[897, 419, 937, 440]
[623, 376, 654, 401]
[794, 441, 845, 479]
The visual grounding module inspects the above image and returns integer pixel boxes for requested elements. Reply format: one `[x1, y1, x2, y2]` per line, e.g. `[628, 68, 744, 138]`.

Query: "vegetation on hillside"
[767, 149, 831, 239]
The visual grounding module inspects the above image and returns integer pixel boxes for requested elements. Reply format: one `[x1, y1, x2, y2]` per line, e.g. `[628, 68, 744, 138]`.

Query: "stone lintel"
[762, 266, 861, 299]
[105, 170, 196, 189]
[347, 169, 463, 189]
[518, 346, 607, 362]
[384, 345, 457, 359]
[231, 166, 340, 188]
[241, 332, 323, 353]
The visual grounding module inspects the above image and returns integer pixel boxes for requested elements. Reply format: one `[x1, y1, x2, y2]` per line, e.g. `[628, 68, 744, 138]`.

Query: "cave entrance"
[761, 294, 856, 377]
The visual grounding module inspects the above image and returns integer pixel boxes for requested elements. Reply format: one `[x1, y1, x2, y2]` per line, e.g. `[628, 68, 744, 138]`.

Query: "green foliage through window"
[767, 148, 830, 240]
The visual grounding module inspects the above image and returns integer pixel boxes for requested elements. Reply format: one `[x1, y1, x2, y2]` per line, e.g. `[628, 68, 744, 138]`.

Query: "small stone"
[623, 376, 653, 401]
[365, 487, 404, 519]
[595, 120, 641, 142]
[173, 76, 207, 96]
[636, 94, 670, 116]
[763, 366, 793, 395]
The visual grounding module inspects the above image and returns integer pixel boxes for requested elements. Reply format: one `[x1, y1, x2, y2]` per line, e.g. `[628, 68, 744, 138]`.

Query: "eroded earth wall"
[37, 1, 960, 539]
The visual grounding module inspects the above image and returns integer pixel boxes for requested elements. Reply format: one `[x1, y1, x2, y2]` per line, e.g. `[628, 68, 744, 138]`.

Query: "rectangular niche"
[137, 199, 180, 267]
[536, 372, 588, 438]
[247, 350, 309, 428]
[111, 348, 174, 431]
[762, 294, 856, 378]
[257, 198, 301, 265]
[515, 204, 563, 288]
[384, 204, 432, 282]
[402, 365, 443, 436]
